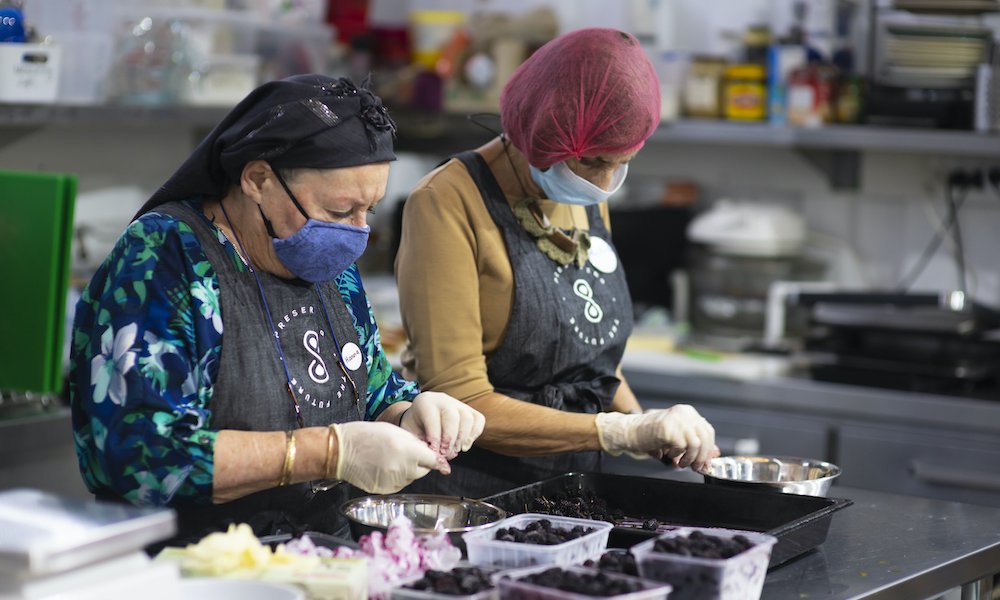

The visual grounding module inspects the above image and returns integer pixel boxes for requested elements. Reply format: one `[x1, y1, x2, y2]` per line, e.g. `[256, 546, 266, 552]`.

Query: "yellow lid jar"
[723, 64, 767, 121]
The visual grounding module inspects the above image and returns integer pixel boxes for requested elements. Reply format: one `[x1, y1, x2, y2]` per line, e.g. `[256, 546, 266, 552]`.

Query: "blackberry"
[406, 566, 495, 594]
[652, 530, 754, 559]
[493, 520, 595, 545]
[584, 549, 639, 576]
[514, 567, 642, 596]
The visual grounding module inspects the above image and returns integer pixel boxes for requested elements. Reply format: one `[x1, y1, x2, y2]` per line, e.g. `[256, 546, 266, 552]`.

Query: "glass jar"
[722, 64, 767, 121]
[787, 63, 838, 128]
[743, 25, 771, 65]
[683, 55, 726, 119]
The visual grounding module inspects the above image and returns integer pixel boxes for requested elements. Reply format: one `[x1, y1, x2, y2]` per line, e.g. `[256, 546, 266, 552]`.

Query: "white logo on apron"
[341, 342, 363, 371]
[303, 330, 330, 384]
[588, 236, 618, 274]
[573, 279, 604, 323]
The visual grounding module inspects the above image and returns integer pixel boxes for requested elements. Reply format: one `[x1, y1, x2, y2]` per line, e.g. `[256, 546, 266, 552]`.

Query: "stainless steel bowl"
[702, 455, 842, 497]
[340, 494, 506, 549]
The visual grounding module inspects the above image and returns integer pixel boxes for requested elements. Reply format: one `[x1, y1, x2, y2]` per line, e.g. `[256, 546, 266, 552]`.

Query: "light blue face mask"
[529, 160, 628, 206]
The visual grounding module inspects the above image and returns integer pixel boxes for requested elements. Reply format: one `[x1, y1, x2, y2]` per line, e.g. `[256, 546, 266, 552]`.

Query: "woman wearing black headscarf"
[69, 75, 484, 541]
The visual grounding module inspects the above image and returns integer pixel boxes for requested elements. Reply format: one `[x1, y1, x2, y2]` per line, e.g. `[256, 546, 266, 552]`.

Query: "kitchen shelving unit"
[2, 104, 1000, 188]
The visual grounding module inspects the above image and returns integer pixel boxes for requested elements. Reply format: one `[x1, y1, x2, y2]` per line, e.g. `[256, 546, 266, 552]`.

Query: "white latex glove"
[400, 391, 486, 470]
[595, 405, 717, 471]
[331, 422, 440, 494]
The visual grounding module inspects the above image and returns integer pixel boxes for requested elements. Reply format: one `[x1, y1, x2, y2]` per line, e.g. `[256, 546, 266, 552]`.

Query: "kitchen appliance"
[794, 291, 1000, 396]
[685, 201, 826, 344]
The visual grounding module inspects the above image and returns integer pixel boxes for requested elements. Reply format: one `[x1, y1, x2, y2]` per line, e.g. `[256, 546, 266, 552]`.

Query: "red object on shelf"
[327, 0, 368, 45]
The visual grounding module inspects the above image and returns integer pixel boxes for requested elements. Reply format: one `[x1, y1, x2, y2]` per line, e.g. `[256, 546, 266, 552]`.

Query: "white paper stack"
[0, 488, 179, 599]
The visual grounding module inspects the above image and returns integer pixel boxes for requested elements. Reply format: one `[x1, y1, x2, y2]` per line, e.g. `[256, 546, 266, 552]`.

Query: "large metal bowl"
[702, 456, 842, 497]
[340, 494, 506, 550]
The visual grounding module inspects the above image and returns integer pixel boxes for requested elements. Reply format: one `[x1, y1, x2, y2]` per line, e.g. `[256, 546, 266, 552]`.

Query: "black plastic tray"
[480, 472, 852, 569]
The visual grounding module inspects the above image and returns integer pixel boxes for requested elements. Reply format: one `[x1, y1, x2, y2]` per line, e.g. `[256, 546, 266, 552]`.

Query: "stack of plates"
[883, 22, 990, 86]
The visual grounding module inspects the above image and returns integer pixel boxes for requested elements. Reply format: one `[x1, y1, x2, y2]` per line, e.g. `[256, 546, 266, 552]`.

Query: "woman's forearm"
[610, 366, 642, 414]
[466, 392, 601, 456]
[212, 427, 332, 504]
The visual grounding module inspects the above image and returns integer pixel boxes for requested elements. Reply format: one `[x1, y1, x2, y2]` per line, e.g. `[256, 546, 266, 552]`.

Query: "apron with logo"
[153, 201, 367, 542]
[407, 152, 634, 499]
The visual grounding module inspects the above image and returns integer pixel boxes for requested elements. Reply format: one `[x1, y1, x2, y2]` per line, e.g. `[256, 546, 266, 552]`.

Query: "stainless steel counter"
[0, 408, 90, 499]
[761, 486, 1000, 599]
[606, 463, 1000, 600]
[621, 362, 1000, 436]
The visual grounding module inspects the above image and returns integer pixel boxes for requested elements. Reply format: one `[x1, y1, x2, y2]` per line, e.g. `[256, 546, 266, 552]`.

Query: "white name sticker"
[341, 342, 363, 371]
[588, 236, 618, 274]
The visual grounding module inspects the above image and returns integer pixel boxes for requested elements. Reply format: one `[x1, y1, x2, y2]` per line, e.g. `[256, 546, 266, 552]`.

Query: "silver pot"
[702, 455, 841, 497]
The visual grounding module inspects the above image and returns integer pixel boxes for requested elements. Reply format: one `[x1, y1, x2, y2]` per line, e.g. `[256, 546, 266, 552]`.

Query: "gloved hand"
[595, 405, 717, 471]
[400, 391, 486, 471]
[331, 421, 440, 494]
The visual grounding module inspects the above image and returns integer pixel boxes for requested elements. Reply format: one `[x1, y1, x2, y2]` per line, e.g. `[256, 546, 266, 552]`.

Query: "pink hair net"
[500, 28, 661, 169]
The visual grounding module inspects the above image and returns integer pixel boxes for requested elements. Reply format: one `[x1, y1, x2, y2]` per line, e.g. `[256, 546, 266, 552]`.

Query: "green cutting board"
[0, 170, 77, 394]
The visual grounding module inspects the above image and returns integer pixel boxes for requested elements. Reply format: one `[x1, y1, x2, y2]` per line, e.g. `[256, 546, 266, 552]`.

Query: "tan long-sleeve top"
[395, 137, 610, 401]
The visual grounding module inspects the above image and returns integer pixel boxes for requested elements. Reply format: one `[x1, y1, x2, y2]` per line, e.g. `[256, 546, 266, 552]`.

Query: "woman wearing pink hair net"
[395, 28, 718, 497]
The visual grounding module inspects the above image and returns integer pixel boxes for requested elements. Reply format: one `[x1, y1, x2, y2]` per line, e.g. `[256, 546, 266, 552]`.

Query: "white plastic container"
[255, 23, 333, 82]
[390, 563, 504, 600]
[462, 514, 613, 569]
[110, 7, 258, 105]
[0, 42, 60, 103]
[631, 527, 777, 600]
[496, 565, 672, 600]
[51, 32, 114, 104]
[181, 53, 260, 106]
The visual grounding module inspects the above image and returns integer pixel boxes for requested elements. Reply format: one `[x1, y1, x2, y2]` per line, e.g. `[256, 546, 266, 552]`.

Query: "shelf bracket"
[797, 148, 861, 191]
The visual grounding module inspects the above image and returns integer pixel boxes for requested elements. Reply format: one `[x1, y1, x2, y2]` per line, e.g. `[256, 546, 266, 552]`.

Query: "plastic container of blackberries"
[390, 563, 505, 600]
[630, 526, 777, 600]
[496, 565, 673, 600]
[463, 513, 614, 568]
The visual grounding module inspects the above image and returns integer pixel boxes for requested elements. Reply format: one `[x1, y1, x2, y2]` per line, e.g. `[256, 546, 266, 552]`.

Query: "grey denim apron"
[406, 152, 634, 499]
[154, 200, 367, 542]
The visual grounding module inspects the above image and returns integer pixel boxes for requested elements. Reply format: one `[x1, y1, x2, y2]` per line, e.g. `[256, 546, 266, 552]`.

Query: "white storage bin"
[496, 565, 672, 600]
[21, 0, 115, 35]
[51, 32, 113, 104]
[256, 23, 332, 81]
[181, 53, 259, 106]
[631, 527, 777, 600]
[463, 514, 612, 569]
[0, 42, 60, 103]
[109, 7, 258, 105]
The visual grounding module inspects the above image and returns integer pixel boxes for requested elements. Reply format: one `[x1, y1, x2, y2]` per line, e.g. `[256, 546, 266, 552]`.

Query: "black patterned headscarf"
[136, 74, 396, 217]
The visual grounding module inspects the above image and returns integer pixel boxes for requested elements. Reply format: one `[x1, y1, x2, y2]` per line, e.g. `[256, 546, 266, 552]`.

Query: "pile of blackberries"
[653, 530, 754, 559]
[529, 490, 625, 523]
[494, 519, 594, 545]
[583, 549, 639, 576]
[512, 567, 642, 596]
[405, 566, 495, 595]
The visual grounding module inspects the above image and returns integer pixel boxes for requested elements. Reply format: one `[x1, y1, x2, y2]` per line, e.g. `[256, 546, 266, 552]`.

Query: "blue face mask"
[529, 160, 628, 206]
[267, 171, 370, 283]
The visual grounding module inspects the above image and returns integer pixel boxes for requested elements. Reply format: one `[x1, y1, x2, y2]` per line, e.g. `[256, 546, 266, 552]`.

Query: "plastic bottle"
[0, 1, 26, 43]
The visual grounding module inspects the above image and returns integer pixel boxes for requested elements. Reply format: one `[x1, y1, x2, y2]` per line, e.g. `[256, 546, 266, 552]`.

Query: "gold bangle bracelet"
[323, 424, 337, 480]
[279, 430, 296, 487]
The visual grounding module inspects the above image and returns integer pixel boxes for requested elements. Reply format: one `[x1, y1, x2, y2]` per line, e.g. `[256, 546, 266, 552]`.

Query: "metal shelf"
[652, 119, 1000, 157]
[3, 104, 999, 187]
[0, 103, 230, 127]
